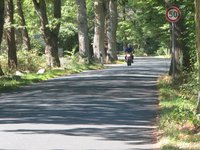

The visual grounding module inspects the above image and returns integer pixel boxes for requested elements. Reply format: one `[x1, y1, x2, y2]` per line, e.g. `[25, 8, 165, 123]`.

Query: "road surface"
[0, 57, 169, 150]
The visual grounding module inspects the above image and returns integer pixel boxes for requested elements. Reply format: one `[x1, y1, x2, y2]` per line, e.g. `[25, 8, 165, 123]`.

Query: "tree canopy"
[0, 0, 197, 77]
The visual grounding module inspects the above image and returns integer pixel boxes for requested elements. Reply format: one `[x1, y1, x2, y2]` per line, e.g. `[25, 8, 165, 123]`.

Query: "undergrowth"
[0, 49, 105, 93]
[158, 74, 200, 150]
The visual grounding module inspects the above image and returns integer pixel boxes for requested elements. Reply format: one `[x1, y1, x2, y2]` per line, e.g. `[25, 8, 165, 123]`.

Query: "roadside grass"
[158, 75, 200, 150]
[0, 63, 104, 93]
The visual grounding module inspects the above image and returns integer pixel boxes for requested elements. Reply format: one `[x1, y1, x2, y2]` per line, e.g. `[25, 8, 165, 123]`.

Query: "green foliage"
[117, 0, 196, 68]
[59, 23, 78, 53]
[156, 47, 169, 56]
[17, 49, 46, 72]
[63, 47, 92, 72]
[64, 46, 79, 66]
[0, 61, 105, 93]
[117, 0, 169, 55]
[22, 0, 40, 35]
[134, 48, 147, 56]
[13, 0, 79, 53]
[158, 74, 200, 149]
[0, 52, 7, 69]
[176, 1, 196, 69]
[0, 50, 46, 74]
[2, 0, 197, 65]
[0, 77, 21, 92]
[58, 1, 78, 53]
[31, 35, 45, 53]
[0, 70, 66, 92]
[178, 70, 199, 100]
[165, 105, 199, 127]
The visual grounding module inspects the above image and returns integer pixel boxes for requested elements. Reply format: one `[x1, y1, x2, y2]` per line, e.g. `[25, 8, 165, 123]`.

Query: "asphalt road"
[0, 57, 170, 150]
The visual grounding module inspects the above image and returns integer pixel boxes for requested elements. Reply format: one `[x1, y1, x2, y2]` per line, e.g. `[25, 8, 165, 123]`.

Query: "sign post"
[171, 22, 175, 79]
[166, 6, 181, 78]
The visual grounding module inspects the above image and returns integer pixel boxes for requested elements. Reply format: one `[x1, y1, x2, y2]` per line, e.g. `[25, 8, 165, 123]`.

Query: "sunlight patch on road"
[0, 123, 159, 150]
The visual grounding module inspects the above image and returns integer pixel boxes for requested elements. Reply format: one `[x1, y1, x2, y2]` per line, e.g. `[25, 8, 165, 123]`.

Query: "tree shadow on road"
[0, 58, 169, 149]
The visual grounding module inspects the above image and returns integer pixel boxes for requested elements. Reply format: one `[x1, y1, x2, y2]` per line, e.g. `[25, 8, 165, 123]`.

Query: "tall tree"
[107, 0, 118, 62]
[168, 22, 181, 77]
[0, 0, 4, 47]
[32, 0, 61, 67]
[165, 2, 181, 77]
[76, 0, 91, 62]
[93, 0, 106, 63]
[16, 0, 31, 50]
[0, 0, 5, 75]
[170, 1, 195, 74]
[5, 0, 18, 69]
[195, 0, 200, 114]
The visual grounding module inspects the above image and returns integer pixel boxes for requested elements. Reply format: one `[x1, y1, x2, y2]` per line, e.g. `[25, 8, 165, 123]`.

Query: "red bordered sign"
[166, 6, 181, 22]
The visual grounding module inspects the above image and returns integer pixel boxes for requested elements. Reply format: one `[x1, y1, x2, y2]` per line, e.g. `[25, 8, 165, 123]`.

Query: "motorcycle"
[125, 53, 134, 66]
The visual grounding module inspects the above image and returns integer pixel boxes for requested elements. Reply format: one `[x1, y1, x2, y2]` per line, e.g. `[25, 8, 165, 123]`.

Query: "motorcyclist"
[124, 44, 134, 62]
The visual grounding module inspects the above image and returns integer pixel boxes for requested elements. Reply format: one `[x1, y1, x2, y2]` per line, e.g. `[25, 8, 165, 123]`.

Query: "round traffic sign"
[166, 6, 181, 22]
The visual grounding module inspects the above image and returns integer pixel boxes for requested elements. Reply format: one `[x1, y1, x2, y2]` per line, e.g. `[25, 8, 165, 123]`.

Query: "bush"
[0, 53, 9, 74]
[158, 74, 200, 149]
[0, 49, 46, 74]
[156, 47, 169, 56]
[166, 107, 200, 127]
[17, 49, 46, 72]
[135, 48, 147, 56]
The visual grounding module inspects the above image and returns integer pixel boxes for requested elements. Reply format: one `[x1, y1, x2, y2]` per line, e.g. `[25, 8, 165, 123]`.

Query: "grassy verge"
[158, 75, 200, 150]
[0, 63, 105, 93]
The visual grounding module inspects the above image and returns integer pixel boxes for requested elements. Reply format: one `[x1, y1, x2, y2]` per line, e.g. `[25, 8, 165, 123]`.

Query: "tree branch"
[54, 0, 61, 19]
[32, 0, 40, 11]
[53, 0, 61, 35]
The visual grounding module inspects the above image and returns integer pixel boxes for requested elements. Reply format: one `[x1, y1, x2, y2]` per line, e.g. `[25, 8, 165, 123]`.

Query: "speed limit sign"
[166, 6, 181, 22]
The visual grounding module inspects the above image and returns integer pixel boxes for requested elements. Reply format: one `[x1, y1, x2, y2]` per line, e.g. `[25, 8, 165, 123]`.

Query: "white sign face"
[166, 6, 181, 22]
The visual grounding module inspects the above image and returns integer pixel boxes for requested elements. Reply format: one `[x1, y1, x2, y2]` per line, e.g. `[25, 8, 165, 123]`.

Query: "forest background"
[0, 0, 183, 72]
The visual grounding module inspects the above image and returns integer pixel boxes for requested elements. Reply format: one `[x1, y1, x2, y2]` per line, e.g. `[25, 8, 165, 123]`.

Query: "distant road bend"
[0, 57, 170, 150]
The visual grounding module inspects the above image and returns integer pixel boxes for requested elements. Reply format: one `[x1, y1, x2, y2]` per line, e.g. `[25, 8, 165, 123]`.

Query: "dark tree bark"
[174, 23, 181, 76]
[118, 0, 128, 47]
[17, 0, 31, 50]
[5, 0, 17, 69]
[0, 0, 4, 46]
[76, 0, 91, 63]
[0, 0, 5, 76]
[32, 0, 61, 67]
[165, 3, 181, 77]
[195, 0, 200, 114]
[0, 64, 4, 76]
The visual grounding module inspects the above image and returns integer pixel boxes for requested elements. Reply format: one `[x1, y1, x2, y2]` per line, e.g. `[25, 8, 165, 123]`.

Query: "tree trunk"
[0, 0, 4, 76]
[93, 0, 106, 63]
[0, 0, 4, 47]
[166, 3, 181, 77]
[165, 1, 173, 76]
[16, 0, 31, 50]
[174, 23, 181, 75]
[169, 25, 182, 77]
[5, 0, 17, 69]
[179, 20, 193, 71]
[76, 0, 91, 63]
[0, 64, 4, 76]
[32, 0, 60, 67]
[195, 0, 200, 114]
[107, 0, 118, 62]
[118, 0, 128, 47]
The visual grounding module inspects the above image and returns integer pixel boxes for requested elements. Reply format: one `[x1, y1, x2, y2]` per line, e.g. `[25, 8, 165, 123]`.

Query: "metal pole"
[172, 22, 175, 78]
